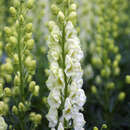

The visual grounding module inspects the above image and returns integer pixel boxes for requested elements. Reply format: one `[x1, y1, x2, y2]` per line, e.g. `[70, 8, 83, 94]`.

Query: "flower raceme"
[46, 1, 86, 130]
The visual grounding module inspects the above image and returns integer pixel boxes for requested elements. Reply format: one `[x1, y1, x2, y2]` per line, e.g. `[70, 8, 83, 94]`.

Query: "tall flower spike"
[46, 1, 86, 129]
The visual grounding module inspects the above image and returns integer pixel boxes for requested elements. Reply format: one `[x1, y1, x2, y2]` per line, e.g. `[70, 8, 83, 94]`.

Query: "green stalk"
[17, 2, 24, 102]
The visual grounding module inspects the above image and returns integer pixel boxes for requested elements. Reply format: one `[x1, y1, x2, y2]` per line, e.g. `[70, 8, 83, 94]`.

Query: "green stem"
[17, 3, 24, 102]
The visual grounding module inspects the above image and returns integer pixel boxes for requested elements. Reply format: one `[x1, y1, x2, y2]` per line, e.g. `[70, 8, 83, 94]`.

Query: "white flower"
[72, 112, 86, 130]
[58, 122, 64, 130]
[63, 98, 72, 121]
[70, 88, 86, 110]
[0, 116, 7, 130]
[46, 107, 58, 128]
[65, 55, 83, 79]
[48, 88, 61, 109]
[65, 21, 77, 39]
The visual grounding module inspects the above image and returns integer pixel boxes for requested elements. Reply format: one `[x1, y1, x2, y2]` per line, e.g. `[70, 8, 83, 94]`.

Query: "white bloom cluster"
[62, 21, 86, 130]
[46, 9, 86, 130]
[0, 116, 7, 130]
[46, 21, 64, 128]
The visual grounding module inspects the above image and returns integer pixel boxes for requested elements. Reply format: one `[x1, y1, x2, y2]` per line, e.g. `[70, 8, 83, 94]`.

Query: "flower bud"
[91, 85, 97, 94]
[4, 88, 12, 97]
[14, 74, 20, 86]
[118, 92, 126, 101]
[29, 81, 36, 92]
[33, 85, 40, 96]
[0, 116, 8, 130]
[26, 23, 33, 33]
[29, 112, 36, 121]
[68, 11, 77, 22]
[93, 126, 98, 130]
[5, 74, 12, 83]
[19, 15, 24, 24]
[58, 11, 65, 23]
[9, 7, 16, 16]
[70, 4, 77, 11]
[12, 87, 19, 96]
[48, 21, 55, 32]
[24, 32, 32, 40]
[51, 4, 59, 15]
[0, 102, 8, 115]
[25, 57, 36, 71]
[101, 124, 107, 129]
[106, 82, 115, 90]
[9, 36, 17, 46]
[12, 105, 18, 115]
[95, 75, 102, 85]
[27, 0, 34, 9]
[34, 114, 42, 125]
[4, 27, 12, 36]
[126, 75, 130, 84]
[4, 63, 13, 74]
[113, 67, 120, 76]
[18, 102, 26, 112]
[13, 54, 19, 64]
[26, 39, 34, 50]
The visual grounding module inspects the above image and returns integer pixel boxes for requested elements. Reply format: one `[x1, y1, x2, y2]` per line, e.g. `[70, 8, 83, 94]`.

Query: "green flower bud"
[4, 27, 12, 36]
[29, 81, 36, 92]
[0, 102, 8, 115]
[29, 112, 36, 121]
[126, 75, 130, 84]
[4, 88, 12, 97]
[4, 63, 13, 74]
[34, 114, 42, 125]
[101, 124, 107, 129]
[91, 56, 102, 68]
[12, 87, 19, 96]
[14, 74, 20, 86]
[27, 75, 32, 82]
[9, 7, 16, 16]
[26, 23, 33, 33]
[70, 4, 77, 11]
[68, 11, 77, 22]
[48, 21, 56, 32]
[51, 4, 59, 15]
[118, 92, 126, 101]
[115, 54, 121, 62]
[19, 15, 24, 24]
[27, 0, 34, 9]
[33, 85, 40, 96]
[5, 74, 12, 83]
[9, 36, 17, 46]
[91, 85, 97, 94]
[12, 105, 18, 115]
[24, 56, 36, 71]
[24, 33, 32, 41]
[26, 39, 34, 50]
[13, 54, 19, 64]
[58, 11, 65, 23]
[93, 126, 98, 130]
[42, 97, 47, 104]
[106, 82, 115, 90]
[18, 102, 26, 112]
[95, 75, 102, 85]
[113, 67, 120, 76]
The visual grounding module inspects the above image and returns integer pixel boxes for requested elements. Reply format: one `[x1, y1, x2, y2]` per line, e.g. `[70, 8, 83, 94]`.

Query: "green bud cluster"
[29, 112, 42, 127]
[0, 0, 42, 129]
